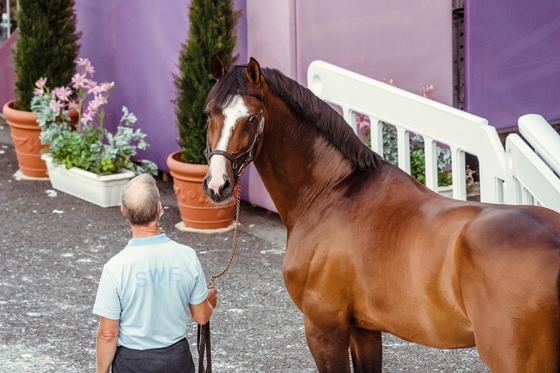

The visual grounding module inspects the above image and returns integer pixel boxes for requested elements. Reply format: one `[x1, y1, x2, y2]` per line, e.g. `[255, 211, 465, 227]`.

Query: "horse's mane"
[207, 64, 385, 171]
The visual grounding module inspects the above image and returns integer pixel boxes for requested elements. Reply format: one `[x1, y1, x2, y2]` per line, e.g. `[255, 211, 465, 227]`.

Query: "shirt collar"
[127, 233, 170, 247]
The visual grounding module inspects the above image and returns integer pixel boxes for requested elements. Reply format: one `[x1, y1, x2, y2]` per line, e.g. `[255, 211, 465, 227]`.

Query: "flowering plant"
[30, 58, 157, 176]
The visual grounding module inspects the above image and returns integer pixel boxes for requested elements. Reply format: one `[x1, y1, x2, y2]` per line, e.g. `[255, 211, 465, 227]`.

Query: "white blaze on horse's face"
[206, 95, 248, 194]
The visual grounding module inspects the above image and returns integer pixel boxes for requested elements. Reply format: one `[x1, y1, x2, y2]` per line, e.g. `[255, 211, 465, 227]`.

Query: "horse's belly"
[385, 319, 475, 349]
[359, 300, 476, 349]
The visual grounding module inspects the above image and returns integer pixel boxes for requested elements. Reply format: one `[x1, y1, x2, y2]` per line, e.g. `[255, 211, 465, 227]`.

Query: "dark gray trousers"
[111, 338, 195, 373]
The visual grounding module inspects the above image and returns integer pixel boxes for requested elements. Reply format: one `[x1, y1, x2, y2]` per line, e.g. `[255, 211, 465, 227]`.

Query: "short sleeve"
[189, 256, 209, 305]
[92, 266, 121, 320]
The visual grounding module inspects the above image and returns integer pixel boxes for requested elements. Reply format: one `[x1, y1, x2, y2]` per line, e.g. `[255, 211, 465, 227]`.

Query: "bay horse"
[202, 55, 560, 373]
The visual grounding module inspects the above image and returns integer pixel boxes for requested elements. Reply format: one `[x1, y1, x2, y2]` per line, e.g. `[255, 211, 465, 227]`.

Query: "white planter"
[41, 154, 135, 208]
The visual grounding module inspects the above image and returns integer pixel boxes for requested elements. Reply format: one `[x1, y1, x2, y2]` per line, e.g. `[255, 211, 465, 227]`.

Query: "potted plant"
[31, 58, 158, 208]
[2, 0, 81, 178]
[167, 0, 241, 230]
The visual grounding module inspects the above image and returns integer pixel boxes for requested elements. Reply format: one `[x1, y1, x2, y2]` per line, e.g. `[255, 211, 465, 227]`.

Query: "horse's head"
[202, 55, 265, 204]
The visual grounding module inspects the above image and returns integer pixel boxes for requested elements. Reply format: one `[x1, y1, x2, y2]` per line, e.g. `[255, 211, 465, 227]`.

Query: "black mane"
[206, 64, 385, 171]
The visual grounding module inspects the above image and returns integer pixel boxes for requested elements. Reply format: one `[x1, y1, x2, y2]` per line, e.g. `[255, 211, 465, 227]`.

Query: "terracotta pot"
[167, 150, 235, 229]
[2, 100, 48, 177]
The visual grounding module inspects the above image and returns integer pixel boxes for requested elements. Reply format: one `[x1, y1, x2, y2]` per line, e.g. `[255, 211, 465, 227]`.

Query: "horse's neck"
[253, 111, 353, 228]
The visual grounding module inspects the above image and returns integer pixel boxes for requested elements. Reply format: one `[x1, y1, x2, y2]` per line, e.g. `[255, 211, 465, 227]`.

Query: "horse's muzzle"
[202, 173, 234, 204]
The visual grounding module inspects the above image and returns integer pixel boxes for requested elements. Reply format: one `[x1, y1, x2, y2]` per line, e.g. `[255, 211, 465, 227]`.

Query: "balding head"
[121, 174, 161, 226]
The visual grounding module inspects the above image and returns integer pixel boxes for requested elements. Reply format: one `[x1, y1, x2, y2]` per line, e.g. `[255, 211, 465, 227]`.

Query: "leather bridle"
[204, 90, 264, 182]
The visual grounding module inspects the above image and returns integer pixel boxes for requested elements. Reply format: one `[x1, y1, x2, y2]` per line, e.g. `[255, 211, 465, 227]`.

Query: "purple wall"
[74, 0, 247, 172]
[464, 1, 560, 129]
[247, 0, 454, 105]
[0, 33, 16, 106]
[243, 0, 454, 212]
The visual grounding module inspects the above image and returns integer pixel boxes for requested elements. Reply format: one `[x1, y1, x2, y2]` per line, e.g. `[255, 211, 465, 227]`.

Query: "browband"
[237, 89, 264, 101]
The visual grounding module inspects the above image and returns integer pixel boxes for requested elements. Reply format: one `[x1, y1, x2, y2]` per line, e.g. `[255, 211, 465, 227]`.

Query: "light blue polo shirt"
[93, 234, 209, 350]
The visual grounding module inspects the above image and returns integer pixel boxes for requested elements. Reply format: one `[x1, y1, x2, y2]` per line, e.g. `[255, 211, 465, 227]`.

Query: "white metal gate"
[307, 60, 560, 213]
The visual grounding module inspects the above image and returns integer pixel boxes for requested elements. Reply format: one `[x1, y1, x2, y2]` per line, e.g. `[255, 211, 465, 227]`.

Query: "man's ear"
[120, 205, 127, 217]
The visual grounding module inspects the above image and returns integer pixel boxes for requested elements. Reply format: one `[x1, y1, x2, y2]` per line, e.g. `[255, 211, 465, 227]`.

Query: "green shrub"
[173, 0, 241, 164]
[13, 0, 81, 111]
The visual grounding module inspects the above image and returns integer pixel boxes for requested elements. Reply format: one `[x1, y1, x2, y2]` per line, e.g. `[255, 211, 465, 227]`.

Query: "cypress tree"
[13, 0, 81, 111]
[174, 0, 241, 164]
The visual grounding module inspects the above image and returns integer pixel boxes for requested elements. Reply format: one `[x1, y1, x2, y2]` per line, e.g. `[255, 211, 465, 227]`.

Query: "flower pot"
[42, 153, 134, 208]
[167, 150, 235, 229]
[2, 100, 48, 178]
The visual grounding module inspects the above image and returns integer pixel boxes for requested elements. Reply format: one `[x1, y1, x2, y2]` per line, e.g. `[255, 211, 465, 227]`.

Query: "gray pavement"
[0, 117, 489, 372]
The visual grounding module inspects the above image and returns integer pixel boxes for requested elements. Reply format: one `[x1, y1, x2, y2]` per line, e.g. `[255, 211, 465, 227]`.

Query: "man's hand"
[207, 288, 218, 308]
[190, 288, 218, 325]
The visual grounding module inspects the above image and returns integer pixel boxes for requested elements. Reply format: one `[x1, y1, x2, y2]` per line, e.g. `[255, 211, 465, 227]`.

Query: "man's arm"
[96, 316, 119, 373]
[189, 288, 218, 325]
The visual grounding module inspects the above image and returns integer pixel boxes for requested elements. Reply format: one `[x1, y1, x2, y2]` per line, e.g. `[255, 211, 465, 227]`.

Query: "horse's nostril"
[203, 177, 217, 199]
[220, 179, 231, 194]
[202, 177, 210, 192]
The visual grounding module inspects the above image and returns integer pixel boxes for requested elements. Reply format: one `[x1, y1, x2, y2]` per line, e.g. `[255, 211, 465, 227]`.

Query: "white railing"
[505, 116, 560, 212]
[307, 60, 560, 213]
[518, 114, 560, 176]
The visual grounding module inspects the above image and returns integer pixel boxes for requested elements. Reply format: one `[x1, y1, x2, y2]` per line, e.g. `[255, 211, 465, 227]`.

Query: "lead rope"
[198, 181, 242, 373]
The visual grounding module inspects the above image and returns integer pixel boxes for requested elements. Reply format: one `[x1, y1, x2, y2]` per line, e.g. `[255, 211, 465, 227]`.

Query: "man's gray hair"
[121, 174, 161, 226]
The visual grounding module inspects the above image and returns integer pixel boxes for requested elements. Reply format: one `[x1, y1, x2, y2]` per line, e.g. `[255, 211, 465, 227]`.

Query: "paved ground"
[0, 118, 489, 372]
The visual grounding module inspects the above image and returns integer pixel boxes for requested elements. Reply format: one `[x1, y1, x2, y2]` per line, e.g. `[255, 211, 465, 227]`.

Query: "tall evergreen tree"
[13, 0, 81, 110]
[174, 0, 240, 164]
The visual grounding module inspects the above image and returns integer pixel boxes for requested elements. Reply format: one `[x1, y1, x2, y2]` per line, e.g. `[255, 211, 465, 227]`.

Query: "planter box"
[41, 154, 134, 208]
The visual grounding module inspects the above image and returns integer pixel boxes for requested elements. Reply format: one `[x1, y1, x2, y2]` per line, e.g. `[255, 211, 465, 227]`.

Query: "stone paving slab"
[0, 120, 489, 372]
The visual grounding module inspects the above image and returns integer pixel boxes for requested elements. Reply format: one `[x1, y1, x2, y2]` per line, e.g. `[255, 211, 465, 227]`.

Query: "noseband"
[204, 90, 265, 181]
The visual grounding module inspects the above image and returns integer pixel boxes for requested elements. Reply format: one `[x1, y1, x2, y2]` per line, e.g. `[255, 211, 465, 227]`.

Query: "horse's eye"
[247, 115, 256, 124]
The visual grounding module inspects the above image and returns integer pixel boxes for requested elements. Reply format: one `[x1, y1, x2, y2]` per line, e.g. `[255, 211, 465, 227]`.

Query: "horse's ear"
[211, 54, 227, 80]
[247, 57, 261, 85]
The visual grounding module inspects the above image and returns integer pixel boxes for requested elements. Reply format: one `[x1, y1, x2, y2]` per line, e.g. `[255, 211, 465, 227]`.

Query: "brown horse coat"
[203, 55, 560, 373]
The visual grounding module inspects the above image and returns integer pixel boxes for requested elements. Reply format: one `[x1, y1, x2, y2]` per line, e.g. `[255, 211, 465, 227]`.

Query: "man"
[93, 174, 217, 373]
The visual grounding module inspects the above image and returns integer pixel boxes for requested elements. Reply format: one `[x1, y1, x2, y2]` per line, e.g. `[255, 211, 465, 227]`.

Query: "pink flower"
[76, 58, 95, 75]
[87, 81, 100, 95]
[421, 85, 434, 99]
[52, 86, 73, 102]
[93, 94, 108, 107]
[84, 64, 95, 75]
[99, 82, 114, 93]
[87, 94, 107, 112]
[34, 77, 48, 95]
[76, 57, 89, 66]
[71, 73, 87, 90]
[383, 78, 395, 86]
[49, 100, 63, 116]
[80, 109, 94, 125]
[356, 113, 371, 132]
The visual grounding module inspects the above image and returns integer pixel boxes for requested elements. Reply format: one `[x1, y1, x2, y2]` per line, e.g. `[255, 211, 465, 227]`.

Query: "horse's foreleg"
[304, 317, 352, 373]
[350, 327, 382, 373]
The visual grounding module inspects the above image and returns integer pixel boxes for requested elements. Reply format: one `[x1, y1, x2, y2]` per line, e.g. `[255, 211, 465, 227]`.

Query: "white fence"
[307, 60, 560, 213]
[506, 115, 560, 212]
